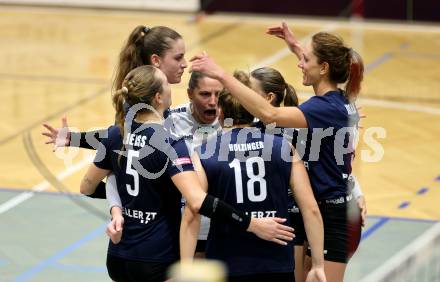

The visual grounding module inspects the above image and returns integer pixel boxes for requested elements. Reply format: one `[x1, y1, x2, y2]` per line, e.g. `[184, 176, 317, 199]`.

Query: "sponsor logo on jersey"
[172, 157, 192, 166]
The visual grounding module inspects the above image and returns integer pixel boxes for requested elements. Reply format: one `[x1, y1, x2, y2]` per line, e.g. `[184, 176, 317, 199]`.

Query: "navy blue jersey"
[252, 121, 300, 216]
[197, 127, 294, 276]
[94, 122, 194, 263]
[299, 90, 359, 200]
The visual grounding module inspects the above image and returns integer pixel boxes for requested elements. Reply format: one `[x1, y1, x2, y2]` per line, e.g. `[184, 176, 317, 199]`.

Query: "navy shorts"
[229, 272, 294, 282]
[290, 205, 306, 246]
[106, 253, 174, 282]
[296, 195, 362, 263]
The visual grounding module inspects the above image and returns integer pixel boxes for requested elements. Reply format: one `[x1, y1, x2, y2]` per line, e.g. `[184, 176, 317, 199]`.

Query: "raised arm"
[190, 54, 307, 128]
[42, 116, 107, 150]
[266, 22, 304, 61]
[290, 147, 326, 282]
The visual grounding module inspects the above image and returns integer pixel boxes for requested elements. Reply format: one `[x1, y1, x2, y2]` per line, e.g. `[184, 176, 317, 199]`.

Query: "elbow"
[188, 200, 201, 214]
[80, 186, 88, 195]
[187, 192, 208, 215]
[259, 108, 277, 125]
[80, 180, 92, 196]
[80, 185, 89, 195]
[309, 206, 322, 221]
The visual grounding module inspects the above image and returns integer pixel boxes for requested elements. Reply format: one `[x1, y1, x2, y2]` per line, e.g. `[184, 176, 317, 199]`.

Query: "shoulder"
[169, 103, 190, 115]
[103, 125, 122, 147]
[107, 125, 121, 137]
[298, 91, 348, 121]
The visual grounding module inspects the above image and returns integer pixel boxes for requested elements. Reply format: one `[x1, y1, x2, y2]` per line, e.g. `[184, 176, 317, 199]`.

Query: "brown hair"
[187, 71, 206, 92]
[218, 70, 254, 126]
[312, 32, 364, 99]
[251, 67, 298, 107]
[112, 65, 163, 139]
[113, 25, 182, 92]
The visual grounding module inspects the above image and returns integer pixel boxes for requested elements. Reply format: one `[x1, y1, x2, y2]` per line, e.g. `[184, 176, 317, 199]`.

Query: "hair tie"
[140, 26, 151, 37]
[121, 86, 128, 94]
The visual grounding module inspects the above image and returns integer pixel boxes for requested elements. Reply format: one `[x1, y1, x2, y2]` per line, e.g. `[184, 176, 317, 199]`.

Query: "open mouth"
[204, 109, 217, 118]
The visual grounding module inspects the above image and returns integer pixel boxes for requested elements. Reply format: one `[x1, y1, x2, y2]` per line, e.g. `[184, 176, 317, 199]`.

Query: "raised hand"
[189, 52, 225, 81]
[42, 116, 71, 151]
[267, 22, 303, 59]
[248, 217, 294, 245]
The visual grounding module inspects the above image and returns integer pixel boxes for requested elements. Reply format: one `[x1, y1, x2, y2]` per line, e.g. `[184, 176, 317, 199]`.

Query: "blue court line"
[365, 52, 394, 73]
[13, 223, 106, 282]
[416, 187, 429, 195]
[361, 217, 390, 241]
[398, 201, 411, 209]
[360, 215, 440, 242]
[365, 43, 414, 74]
[50, 262, 106, 273]
[368, 215, 439, 224]
[398, 52, 440, 61]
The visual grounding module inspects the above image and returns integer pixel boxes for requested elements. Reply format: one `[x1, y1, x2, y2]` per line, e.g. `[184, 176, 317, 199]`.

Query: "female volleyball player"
[189, 23, 364, 282]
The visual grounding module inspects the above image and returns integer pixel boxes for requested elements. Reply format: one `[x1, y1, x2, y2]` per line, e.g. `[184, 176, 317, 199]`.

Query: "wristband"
[199, 194, 251, 231]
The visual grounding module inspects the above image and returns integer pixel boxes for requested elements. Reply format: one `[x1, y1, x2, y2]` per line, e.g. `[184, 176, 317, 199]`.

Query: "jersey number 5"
[126, 149, 140, 196]
[229, 157, 267, 203]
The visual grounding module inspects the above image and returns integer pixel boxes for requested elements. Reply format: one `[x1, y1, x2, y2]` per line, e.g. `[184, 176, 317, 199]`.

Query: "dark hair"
[312, 32, 364, 99]
[218, 70, 254, 126]
[113, 65, 163, 138]
[251, 67, 298, 107]
[113, 25, 182, 93]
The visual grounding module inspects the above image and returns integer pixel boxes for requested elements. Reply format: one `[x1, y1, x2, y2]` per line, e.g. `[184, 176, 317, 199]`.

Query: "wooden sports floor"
[0, 5, 439, 282]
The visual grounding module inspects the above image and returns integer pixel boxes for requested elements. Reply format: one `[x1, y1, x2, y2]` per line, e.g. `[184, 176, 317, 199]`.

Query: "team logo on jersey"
[172, 157, 192, 166]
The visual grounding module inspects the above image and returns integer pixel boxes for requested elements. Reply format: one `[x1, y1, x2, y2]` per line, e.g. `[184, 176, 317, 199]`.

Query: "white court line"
[360, 222, 440, 282]
[0, 156, 92, 215]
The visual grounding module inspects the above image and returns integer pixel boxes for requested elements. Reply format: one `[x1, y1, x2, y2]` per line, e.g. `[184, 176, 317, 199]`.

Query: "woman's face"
[158, 38, 187, 84]
[297, 41, 323, 87]
[156, 69, 172, 110]
[188, 76, 223, 124]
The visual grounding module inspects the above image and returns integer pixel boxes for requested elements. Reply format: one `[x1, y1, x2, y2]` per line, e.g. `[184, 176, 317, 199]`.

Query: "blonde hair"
[112, 65, 163, 138]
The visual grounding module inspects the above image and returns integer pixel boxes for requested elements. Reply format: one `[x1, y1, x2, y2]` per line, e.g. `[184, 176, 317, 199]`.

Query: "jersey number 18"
[229, 157, 267, 203]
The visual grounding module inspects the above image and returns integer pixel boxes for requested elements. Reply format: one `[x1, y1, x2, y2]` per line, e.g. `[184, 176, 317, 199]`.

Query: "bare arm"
[351, 174, 367, 227]
[80, 164, 110, 195]
[171, 165, 294, 245]
[190, 55, 307, 128]
[180, 153, 205, 260]
[290, 148, 325, 278]
[266, 22, 304, 60]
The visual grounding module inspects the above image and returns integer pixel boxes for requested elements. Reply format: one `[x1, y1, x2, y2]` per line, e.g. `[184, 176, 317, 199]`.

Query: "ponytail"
[283, 83, 299, 107]
[345, 49, 364, 100]
[113, 25, 148, 93]
[112, 86, 128, 138]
